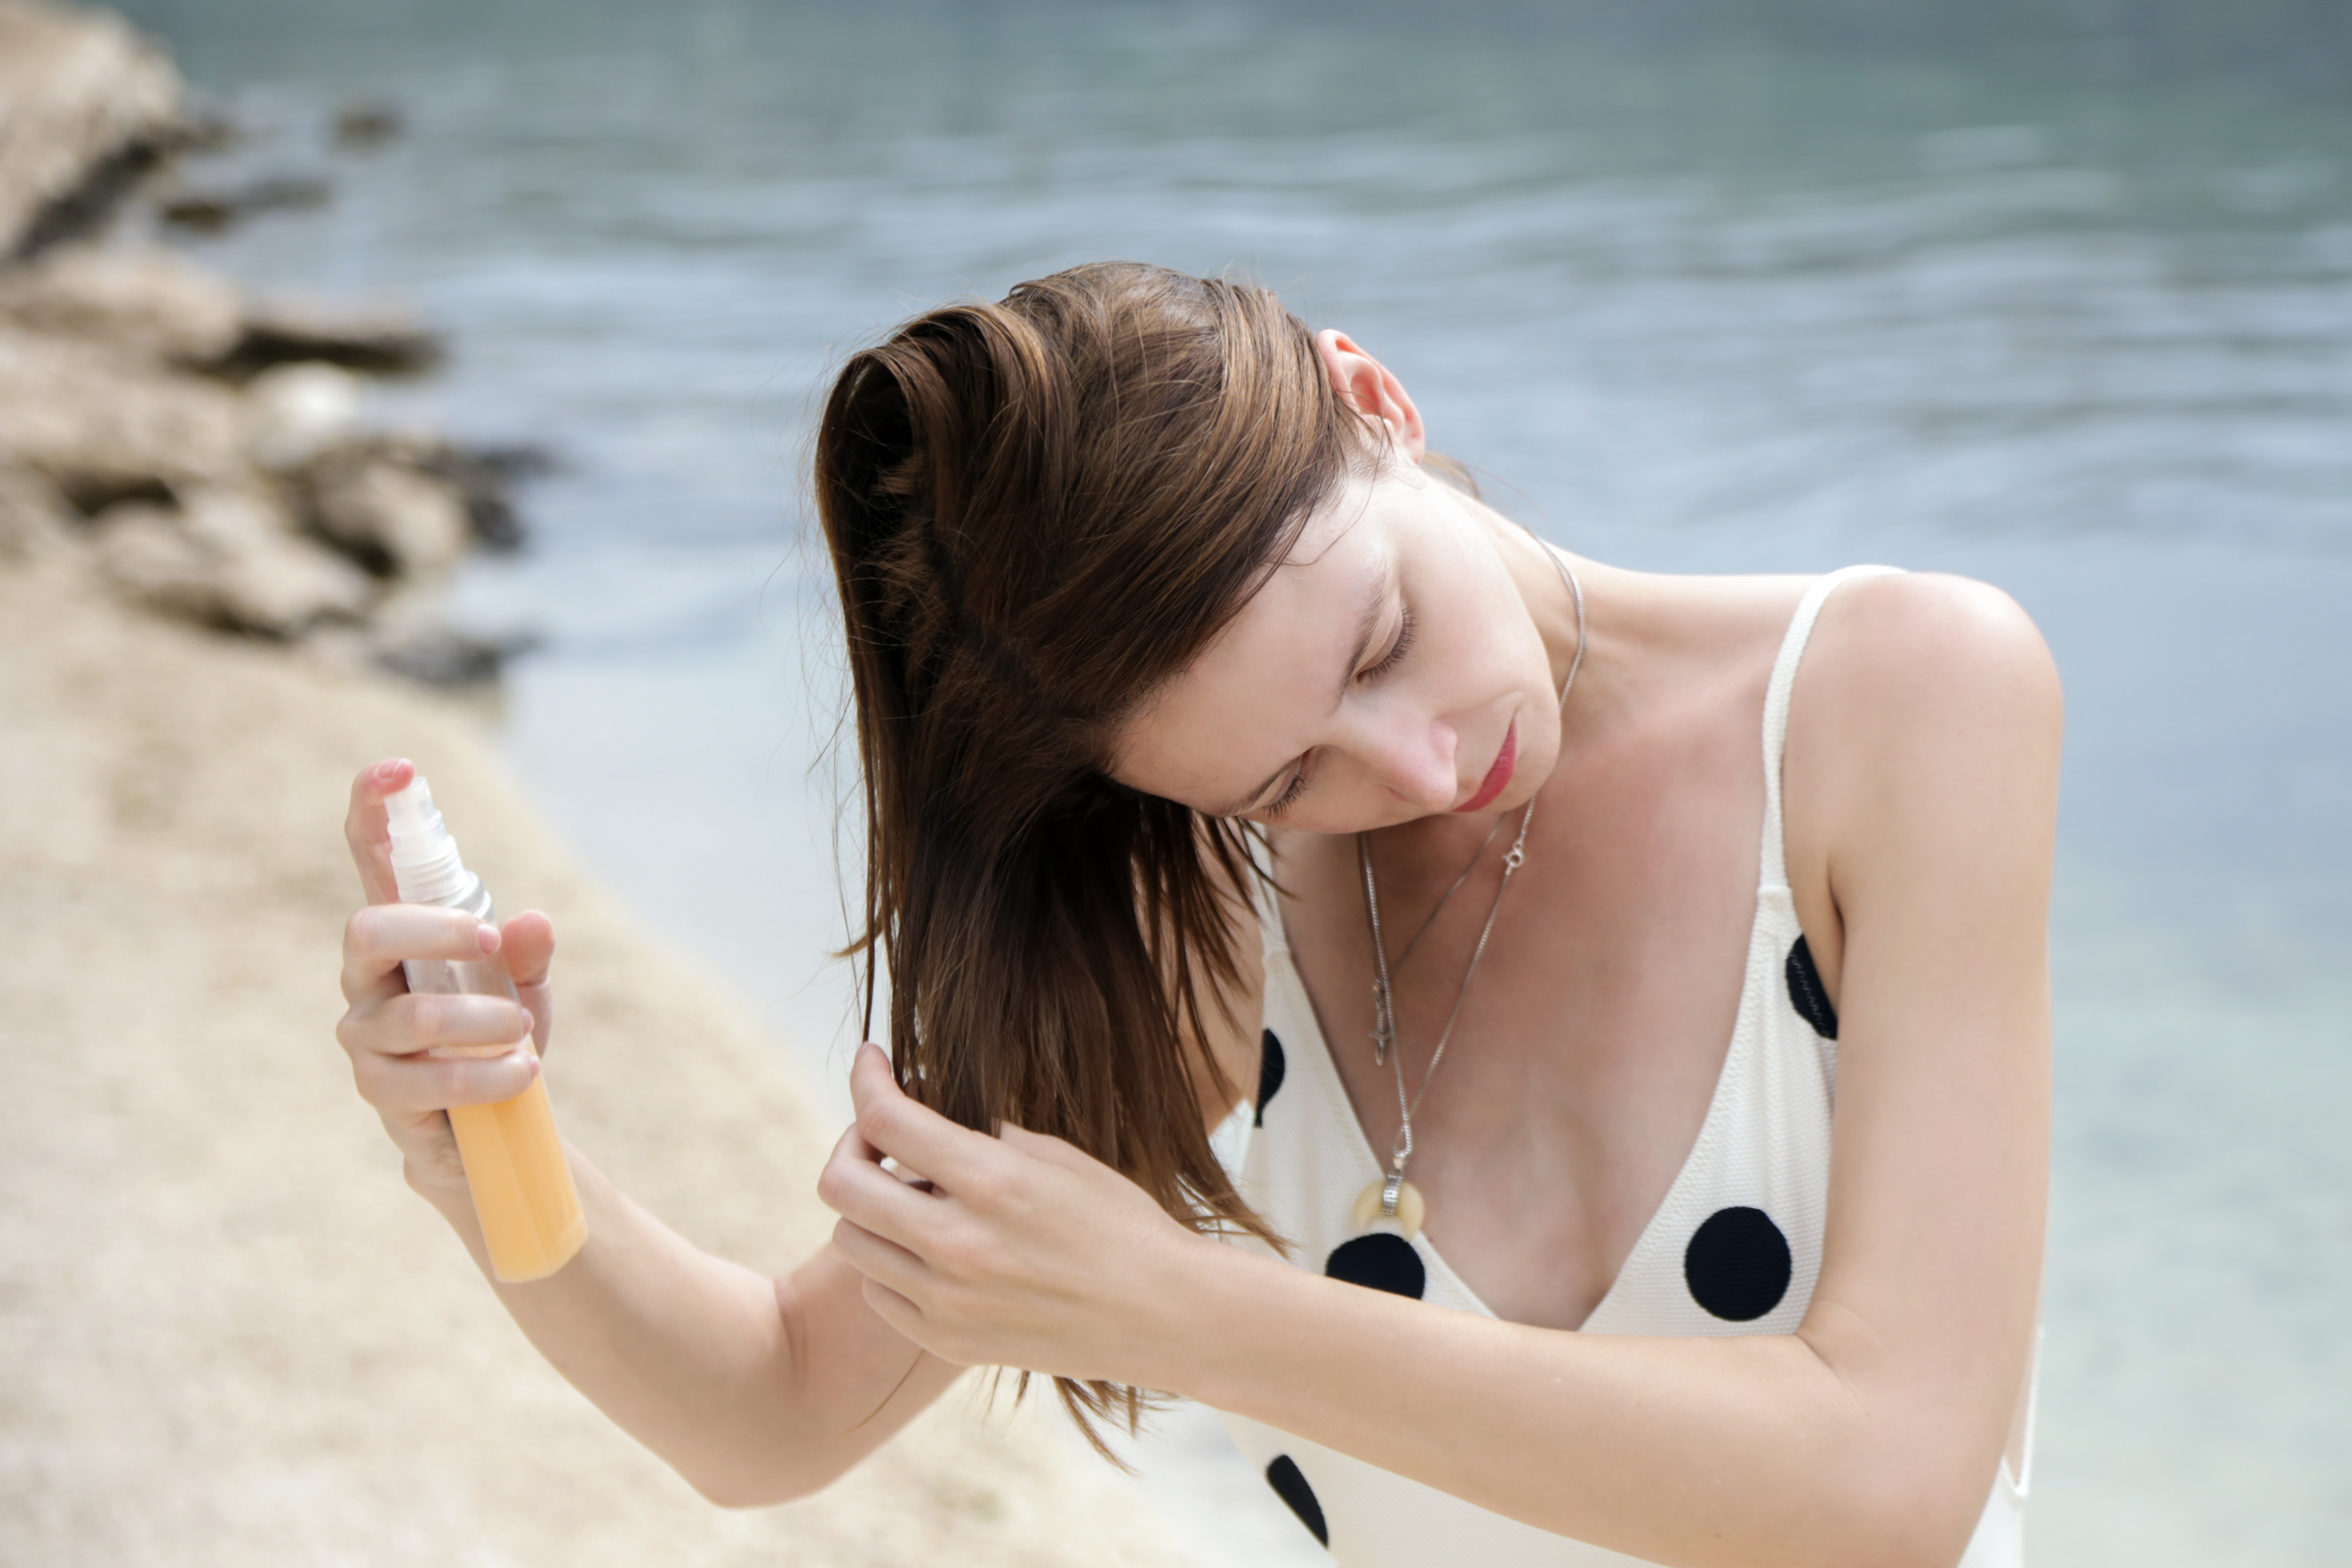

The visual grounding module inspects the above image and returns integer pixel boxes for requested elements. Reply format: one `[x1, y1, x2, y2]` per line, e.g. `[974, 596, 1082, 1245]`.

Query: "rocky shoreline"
[0, 6, 1215, 1562]
[0, 0, 526, 683]
[0, 553, 1208, 1568]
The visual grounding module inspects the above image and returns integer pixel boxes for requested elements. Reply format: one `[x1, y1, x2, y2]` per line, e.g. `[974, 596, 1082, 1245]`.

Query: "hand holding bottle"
[335, 757, 585, 1279]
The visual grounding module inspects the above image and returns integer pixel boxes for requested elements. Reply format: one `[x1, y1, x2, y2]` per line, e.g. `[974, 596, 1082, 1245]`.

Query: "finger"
[351, 1041, 542, 1116]
[836, 1079, 950, 1194]
[345, 758, 414, 906]
[849, 1042, 998, 1193]
[824, 1117, 886, 1175]
[340, 990, 534, 1062]
[858, 1273, 927, 1346]
[818, 1129, 942, 1246]
[499, 911, 555, 989]
[997, 1122, 1092, 1172]
[831, 1216, 930, 1299]
[847, 1040, 894, 1115]
[341, 904, 501, 1003]
[499, 910, 557, 1054]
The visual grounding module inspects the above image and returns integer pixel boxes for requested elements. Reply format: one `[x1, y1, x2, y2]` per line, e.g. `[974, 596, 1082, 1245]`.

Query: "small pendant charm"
[1351, 1173, 1426, 1240]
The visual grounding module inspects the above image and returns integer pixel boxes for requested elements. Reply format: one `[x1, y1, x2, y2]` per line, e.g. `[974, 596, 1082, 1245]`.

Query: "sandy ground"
[0, 552, 1210, 1567]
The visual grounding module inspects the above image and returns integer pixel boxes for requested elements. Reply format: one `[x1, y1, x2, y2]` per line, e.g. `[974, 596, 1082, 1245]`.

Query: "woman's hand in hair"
[819, 1042, 1214, 1384]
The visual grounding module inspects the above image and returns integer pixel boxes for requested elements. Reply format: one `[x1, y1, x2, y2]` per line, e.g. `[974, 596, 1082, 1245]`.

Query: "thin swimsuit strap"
[1756, 564, 1903, 891]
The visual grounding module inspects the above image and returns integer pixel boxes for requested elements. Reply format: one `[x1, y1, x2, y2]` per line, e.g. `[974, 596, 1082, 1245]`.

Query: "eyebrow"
[1213, 572, 1388, 818]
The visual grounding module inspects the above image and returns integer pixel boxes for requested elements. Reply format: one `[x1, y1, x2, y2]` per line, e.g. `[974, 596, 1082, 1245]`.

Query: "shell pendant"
[1351, 1171, 1426, 1240]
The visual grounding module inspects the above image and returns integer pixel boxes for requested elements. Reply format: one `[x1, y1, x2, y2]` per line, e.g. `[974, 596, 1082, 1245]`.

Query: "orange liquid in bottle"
[388, 775, 585, 1285]
[449, 1079, 585, 1283]
[403, 945, 587, 1283]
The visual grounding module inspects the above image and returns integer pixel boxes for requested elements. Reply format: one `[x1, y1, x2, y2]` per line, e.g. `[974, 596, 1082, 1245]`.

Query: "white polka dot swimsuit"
[1212, 566, 2034, 1568]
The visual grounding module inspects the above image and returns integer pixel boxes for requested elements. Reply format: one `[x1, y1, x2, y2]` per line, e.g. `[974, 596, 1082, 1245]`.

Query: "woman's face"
[1110, 459, 1565, 833]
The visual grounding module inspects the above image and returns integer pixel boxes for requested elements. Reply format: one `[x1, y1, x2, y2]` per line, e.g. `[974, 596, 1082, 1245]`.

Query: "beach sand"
[0, 551, 1207, 1567]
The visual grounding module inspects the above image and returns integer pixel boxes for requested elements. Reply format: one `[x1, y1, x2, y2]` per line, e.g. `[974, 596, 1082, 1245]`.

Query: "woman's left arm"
[824, 574, 2058, 1568]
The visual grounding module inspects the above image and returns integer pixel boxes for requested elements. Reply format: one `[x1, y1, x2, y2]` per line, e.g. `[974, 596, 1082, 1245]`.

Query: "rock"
[0, 323, 247, 498]
[0, 243, 245, 364]
[242, 361, 362, 470]
[368, 577, 534, 683]
[217, 294, 441, 377]
[151, 193, 233, 234]
[92, 482, 372, 635]
[366, 626, 508, 685]
[305, 444, 471, 578]
[156, 174, 331, 236]
[0, 463, 74, 561]
[214, 530, 374, 635]
[298, 584, 520, 686]
[423, 441, 545, 552]
[0, 9, 525, 683]
[0, 0, 185, 258]
[292, 430, 536, 558]
[88, 499, 212, 617]
[175, 106, 236, 156]
[332, 101, 403, 148]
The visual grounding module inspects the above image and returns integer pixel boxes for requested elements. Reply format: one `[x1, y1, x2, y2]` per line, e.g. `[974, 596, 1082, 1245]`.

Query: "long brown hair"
[815, 262, 1372, 1447]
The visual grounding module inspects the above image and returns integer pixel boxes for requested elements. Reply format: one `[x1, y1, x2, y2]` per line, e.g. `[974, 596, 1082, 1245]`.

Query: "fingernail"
[476, 922, 501, 954]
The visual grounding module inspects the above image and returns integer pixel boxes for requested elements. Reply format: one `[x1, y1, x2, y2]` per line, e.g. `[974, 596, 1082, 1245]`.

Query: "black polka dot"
[1683, 1206, 1793, 1321]
[1785, 934, 1839, 1040]
[1255, 1029, 1286, 1128]
[1325, 1232, 1425, 1298]
[1265, 1454, 1329, 1546]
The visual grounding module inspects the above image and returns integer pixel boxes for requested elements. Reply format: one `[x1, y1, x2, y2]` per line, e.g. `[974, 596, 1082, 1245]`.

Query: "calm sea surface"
[120, 2, 2352, 1562]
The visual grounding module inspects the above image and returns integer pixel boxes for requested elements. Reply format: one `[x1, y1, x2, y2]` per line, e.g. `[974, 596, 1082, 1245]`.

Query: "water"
[117, 2, 2352, 1562]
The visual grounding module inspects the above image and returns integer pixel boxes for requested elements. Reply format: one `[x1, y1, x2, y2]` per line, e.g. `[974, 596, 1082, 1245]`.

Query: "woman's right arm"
[336, 760, 962, 1506]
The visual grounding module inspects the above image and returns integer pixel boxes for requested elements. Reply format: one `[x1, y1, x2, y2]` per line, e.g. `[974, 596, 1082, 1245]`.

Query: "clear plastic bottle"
[386, 776, 586, 1283]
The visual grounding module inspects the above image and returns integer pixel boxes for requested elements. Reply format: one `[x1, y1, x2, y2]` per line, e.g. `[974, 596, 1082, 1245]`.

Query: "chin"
[1507, 732, 1562, 808]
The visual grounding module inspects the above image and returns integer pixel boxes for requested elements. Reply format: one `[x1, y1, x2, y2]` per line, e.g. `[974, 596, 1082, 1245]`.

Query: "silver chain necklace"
[1353, 541, 1586, 1240]
[1383, 813, 1510, 984]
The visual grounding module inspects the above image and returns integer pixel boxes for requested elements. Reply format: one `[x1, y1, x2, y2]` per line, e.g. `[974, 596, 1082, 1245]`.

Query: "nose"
[1360, 712, 1459, 814]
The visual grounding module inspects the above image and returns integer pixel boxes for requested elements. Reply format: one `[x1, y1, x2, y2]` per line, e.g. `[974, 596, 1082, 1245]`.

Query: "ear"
[1314, 329, 1427, 465]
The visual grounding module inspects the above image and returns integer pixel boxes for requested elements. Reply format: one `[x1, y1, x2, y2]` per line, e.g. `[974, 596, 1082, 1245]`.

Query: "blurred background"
[85, 0, 2352, 1562]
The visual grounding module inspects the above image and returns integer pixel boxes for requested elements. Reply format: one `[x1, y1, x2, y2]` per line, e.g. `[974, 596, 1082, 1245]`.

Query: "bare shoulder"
[1785, 571, 2062, 907]
[1798, 570, 2062, 762]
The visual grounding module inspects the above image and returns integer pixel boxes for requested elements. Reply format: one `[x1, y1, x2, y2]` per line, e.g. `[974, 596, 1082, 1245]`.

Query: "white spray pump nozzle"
[385, 774, 471, 905]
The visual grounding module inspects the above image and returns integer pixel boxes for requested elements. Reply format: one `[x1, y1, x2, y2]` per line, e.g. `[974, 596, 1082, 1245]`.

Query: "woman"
[337, 262, 2056, 1568]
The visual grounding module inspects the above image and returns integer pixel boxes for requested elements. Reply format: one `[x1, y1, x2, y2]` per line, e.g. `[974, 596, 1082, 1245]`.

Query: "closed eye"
[1261, 605, 1412, 820]
[1262, 762, 1310, 818]
[1362, 605, 1415, 679]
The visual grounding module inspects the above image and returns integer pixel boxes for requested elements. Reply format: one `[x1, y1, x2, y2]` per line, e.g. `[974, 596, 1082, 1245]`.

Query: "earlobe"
[1313, 328, 1427, 464]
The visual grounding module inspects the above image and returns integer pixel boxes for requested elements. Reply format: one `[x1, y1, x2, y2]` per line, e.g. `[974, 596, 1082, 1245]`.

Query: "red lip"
[1454, 721, 1517, 813]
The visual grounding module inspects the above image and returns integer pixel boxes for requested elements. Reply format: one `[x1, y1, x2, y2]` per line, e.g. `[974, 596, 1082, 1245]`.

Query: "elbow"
[683, 1449, 857, 1511]
[689, 1475, 793, 1512]
[1808, 1451, 1995, 1568]
[692, 1481, 798, 1512]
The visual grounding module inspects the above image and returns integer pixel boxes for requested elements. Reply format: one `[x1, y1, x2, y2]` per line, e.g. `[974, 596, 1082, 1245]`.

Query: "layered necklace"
[1353, 541, 1586, 1240]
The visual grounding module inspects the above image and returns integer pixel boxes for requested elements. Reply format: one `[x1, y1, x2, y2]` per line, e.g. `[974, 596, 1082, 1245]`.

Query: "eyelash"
[1264, 766, 1311, 818]
[1366, 606, 1417, 678]
[1261, 606, 1415, 820]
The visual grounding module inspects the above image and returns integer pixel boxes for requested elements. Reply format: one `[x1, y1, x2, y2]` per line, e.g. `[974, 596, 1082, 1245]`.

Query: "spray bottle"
[386, 775, 586, 1283]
